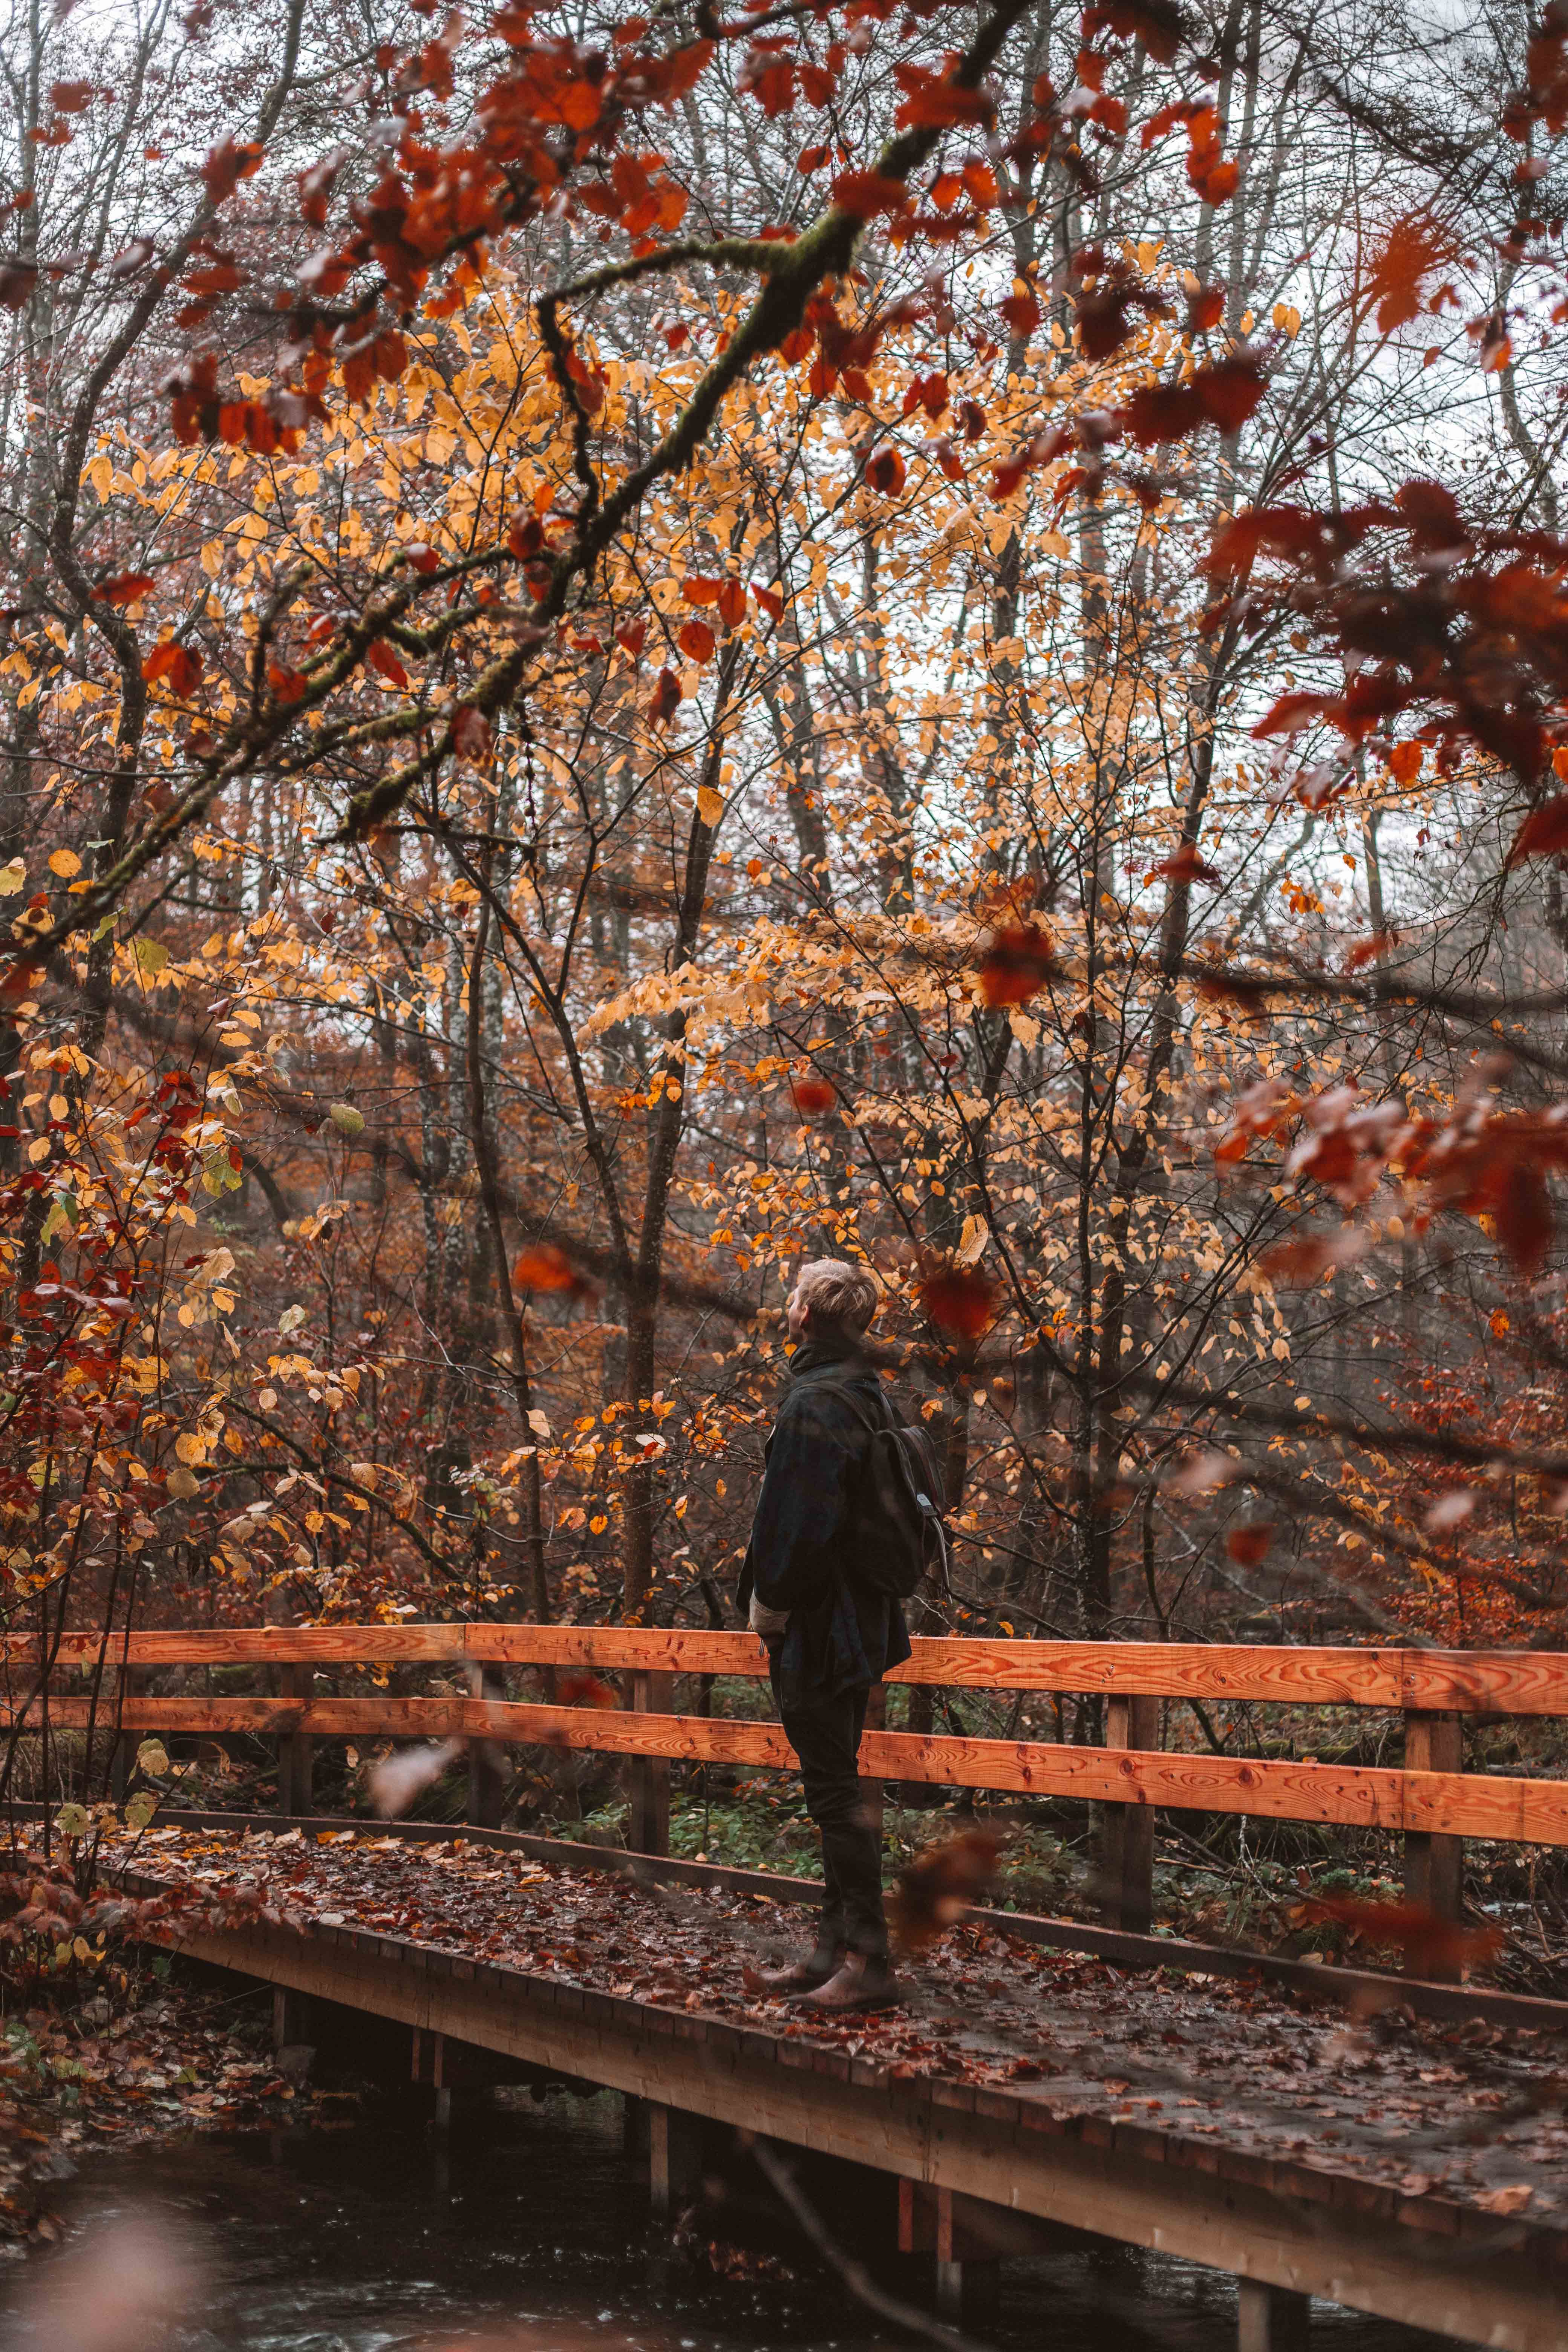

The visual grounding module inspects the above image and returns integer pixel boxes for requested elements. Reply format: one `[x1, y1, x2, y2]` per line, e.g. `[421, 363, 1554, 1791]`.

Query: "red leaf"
[680, 574, 720, 607]
[452, 705, 492, 761]
[96, 572, 155, 605]
[789, 1075, 836, 1117]
[1258, 1228, 1369, 1285]
[365, 639, 409, 690]
[1505, 792, 1568, 868]
[750, 584, 784, 622]
[716, 577, 746, 628]
[49, 81, 94, 114]
[976, 923, 1055, 1006]
[1193, 356, 1266, 432]
[1225, 1522, 1274, 1566]
[1000, 289, 1041, 337]
[648, 666, 681, 725]
[863, 444, 906, 495]
[831, 170, 909, 217]
[1496, 1155, 1554, 1275]
[615, 619, 647, 660]
[1152, 841, 1220, 886]
[677, 618, 715, 662]
[203, 135, 264, 205]
[141, 641, 202, 696]
[1346, 929, 1400, 971]
[1298, 1894, 1501, 1978]
[919, 1263, 999, 1341]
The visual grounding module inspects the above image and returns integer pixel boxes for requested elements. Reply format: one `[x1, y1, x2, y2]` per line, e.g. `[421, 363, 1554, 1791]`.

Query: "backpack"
[828, 1379, 953, 1605]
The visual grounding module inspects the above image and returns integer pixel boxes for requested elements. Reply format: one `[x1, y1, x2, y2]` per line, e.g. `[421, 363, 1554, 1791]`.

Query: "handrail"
[8, 1690, 1568, 1845]
[7, 1625, 1568, 1713]
[10, 1622, 1567, 1966]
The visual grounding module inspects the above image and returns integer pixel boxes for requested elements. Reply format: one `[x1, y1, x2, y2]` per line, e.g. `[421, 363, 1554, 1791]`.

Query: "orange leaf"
[1366, 213, 1451, 335]
[511, 1244, 588, 1295]
[680, 575, 720, 607]
[556, 1671, 620, 1710]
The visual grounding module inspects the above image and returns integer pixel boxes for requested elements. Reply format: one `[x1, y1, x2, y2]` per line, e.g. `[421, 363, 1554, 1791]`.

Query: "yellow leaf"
[48, 848, 81, 878]
[87, 453, 113, 503]
[697, 784, 724, 828]
[0, 858, 23, 894]
[174, 1431, 207, 1465]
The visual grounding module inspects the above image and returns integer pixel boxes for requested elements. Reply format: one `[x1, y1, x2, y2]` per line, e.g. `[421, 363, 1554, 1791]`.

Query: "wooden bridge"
[9, 1623, 1568, 2350]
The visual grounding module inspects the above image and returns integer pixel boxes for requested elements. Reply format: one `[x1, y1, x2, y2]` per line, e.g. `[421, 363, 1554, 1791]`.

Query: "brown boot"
[797, 1951, 902, 2013]
[744, 1943, 841, 1996]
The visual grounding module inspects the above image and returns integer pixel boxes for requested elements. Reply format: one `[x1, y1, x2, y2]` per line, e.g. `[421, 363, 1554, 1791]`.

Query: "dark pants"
[773, 1669, 887, 1959]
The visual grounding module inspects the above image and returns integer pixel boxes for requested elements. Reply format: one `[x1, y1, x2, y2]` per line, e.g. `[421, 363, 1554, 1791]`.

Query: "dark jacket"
[737, 1339, 912, 1710]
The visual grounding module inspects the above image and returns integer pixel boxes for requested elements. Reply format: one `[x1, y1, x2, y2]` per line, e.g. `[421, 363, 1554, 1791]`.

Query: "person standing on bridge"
[738, 1258, 913, 2012]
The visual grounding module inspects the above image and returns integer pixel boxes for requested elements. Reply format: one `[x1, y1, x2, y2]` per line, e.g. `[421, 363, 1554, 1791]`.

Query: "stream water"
[0, 2090, 1452, 2352]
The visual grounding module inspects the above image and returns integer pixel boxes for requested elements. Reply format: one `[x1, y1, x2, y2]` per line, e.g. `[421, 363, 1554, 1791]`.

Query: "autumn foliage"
[2, 0, 1568, 1937]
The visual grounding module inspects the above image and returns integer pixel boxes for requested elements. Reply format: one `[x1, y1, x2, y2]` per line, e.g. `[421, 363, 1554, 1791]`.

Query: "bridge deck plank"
[107, 1825, 1568, 2352]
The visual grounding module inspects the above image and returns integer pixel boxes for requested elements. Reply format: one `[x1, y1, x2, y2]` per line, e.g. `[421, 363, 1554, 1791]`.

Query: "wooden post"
[628, 1669, 671, 1856]
[1101, 1692, 1158, 1932]
[897, 2182, 1001, 2323]
[467, 1663, 508, 1828]
[272, 1985, 309, 2052]
[647, 2100, 702, 2217]
[1404, 1708, 1462, 1977]
[279, 1663, 313, 1818]
[1237, 2278, 1309, 2352]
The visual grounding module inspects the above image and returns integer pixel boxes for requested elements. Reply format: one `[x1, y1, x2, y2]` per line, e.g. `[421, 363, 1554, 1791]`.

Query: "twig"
[744, 2133, 995, 2352]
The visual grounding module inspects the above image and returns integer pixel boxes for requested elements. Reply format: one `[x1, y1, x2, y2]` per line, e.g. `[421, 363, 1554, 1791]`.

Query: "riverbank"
[0, 1966, 350, 2251]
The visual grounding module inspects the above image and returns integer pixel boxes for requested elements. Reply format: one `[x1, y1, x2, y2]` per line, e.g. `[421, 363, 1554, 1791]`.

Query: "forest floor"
[0, 1961, 352, 2252]
[98, 1820, 1568, 2231]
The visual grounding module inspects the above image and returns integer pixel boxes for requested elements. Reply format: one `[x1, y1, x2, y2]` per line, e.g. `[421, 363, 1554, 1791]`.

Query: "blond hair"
[793, 1257, 877, 1336]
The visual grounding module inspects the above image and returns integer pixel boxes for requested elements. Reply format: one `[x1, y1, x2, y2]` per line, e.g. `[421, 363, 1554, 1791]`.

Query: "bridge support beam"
[647, 2101, 703, 2219]
[1238, 2280, 1310, 2352]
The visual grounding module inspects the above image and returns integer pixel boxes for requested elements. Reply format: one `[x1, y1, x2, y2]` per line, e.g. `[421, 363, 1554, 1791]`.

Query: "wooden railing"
[6, 1625, 1567, 1960]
